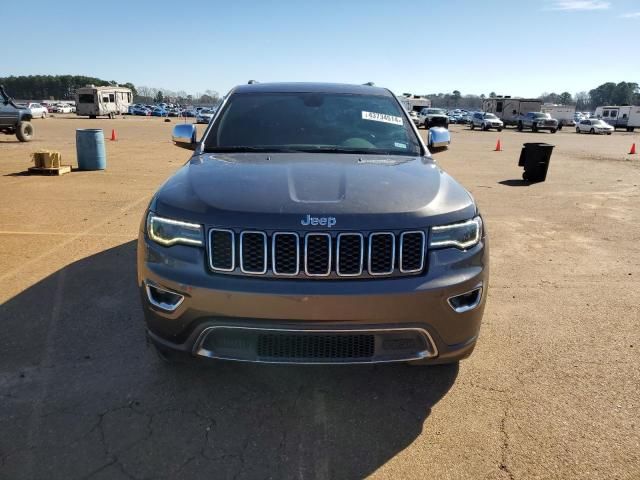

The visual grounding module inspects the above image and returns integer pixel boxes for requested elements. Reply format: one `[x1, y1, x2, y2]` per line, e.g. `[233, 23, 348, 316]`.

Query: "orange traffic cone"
[630, 143, 637, 155]
[494, 139, 502, 151]
[110, 129, 117, 141]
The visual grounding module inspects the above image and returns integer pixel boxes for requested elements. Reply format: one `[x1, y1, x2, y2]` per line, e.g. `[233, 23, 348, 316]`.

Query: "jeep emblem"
[301, 214, 336, 228]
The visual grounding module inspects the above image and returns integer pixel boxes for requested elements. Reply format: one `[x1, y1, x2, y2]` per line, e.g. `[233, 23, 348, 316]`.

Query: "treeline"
[134, 87, 220, 106]
[0, 75, 137, 100]
[424, 81, 639, 111]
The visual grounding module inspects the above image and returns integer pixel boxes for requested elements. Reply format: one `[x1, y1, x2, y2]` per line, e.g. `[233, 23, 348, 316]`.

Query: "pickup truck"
[517, 112, 558, 133]
[0, 85, 34, 142]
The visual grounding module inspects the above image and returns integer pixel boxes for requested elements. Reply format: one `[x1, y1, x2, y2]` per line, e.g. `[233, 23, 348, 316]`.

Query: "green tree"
[489, 92, 496, 98]
[154, 90, 164, 103]
[559, 92, 573, 105]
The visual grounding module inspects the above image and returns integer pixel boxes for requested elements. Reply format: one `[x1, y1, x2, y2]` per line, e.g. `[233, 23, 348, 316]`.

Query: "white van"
[75, 85, 133, 119]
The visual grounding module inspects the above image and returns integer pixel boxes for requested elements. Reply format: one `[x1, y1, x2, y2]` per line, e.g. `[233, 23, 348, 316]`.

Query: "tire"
[42, 111, 47, 119]
[576, 127, 581, 133]
[16, 121, 33, 142]
[517, 122, 523, 131]
[557, 124, 562, 131]
[607, 132, 612, 135]
[532, 124, 538, 133]
[497, 127, 503, 132]
[470, 123, 475, 130]
[482, 123, 488, 131]
[551, 129, 557, 134]
[590, 128, 595, 134]
[89, 115, 96, 119]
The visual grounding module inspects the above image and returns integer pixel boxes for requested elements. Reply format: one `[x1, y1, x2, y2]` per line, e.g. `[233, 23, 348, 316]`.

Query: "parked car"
[54, 104, 73, 114]
[517, 112, 558, 133]
[141, 82, 488, 365]
[409, 110, 419, 126]
[417, 108, 449, 129]
[470, 112, 503, 131]
[133, 106, 151, 116]
[0, 85, 34, 141]
[575, 118, 614, 135]
[168, 108, 183, 117]
[196, 108, 215, 124]
[181, 109, 197, 117]
[152, 107, 168, 117]
[25, 102, 48, 119]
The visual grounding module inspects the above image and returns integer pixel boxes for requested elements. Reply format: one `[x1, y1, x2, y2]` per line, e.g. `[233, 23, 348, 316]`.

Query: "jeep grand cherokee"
[138, 82, 489, 365]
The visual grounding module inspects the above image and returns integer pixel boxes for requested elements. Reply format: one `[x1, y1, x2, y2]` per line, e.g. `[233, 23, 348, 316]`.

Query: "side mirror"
[172, 123, 197, 150]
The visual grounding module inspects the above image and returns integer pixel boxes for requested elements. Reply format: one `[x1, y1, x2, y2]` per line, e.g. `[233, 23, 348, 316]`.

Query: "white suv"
[25, 103, 48, 119]
[470, 112, 503, 131]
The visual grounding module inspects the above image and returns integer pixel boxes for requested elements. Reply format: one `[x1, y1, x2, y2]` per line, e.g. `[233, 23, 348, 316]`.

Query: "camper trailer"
[541, 104, 576, 127]
[75, 85, 133, 118]
[397, 94, 432, 113]
[482, 97, 543, 127]
[594, 105, 640, 132]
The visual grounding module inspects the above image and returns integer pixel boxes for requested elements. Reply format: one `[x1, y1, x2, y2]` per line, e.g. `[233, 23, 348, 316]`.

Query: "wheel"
[522, 171, 529, 181]
[576, 127, 580, 133]
[590, 128, 595, 134]
[517, 122, 523, 131]
[42, 111, 47, 119]
[607, 132, 612, 135]
[108, 112, 115, 119]
[497, 127, 503, 132]
[532, 124, 538, 132]
[557, 124, 562, 131]
[551, 129, 557, 134]
[470, 123, 475, 130]
[482, 123, 488, 131]
[16, 121, 33, 142]
[89, 115, 96, 119]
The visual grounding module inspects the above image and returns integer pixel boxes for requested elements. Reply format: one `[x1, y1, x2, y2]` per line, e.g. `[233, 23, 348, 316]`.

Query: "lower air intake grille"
[257, 333, 375, 360]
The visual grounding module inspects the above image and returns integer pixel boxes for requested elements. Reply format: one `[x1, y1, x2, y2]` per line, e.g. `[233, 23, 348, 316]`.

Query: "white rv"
[397, 94, 432, 113]
[75, 85, 133, 118]
[541, 104, 576, 127]
[594, 105, 640, 132]
[482, 97, 543, 127]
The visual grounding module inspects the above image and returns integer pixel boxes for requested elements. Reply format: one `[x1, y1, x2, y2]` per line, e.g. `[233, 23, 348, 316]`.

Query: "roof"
[232, 82, 392, 96]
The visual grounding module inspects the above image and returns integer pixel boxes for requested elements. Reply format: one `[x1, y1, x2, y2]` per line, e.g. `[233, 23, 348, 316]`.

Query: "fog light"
[145, 282, 184, 312]
[448, 287, 482, 313]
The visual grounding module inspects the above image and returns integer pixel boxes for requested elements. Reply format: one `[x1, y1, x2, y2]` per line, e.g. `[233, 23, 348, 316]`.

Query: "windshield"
[532, 113, 550, 118]
[204, 92, 422, 156]
[425, 108, 446, 115]
[593, 120, 607, 126]
[483, 113, 497, 119]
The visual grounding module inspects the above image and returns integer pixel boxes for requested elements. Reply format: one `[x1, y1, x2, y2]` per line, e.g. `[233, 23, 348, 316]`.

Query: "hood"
[152, 153, 476, 230]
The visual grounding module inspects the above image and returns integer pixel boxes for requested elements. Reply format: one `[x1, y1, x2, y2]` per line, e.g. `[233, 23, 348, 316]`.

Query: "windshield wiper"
[295, 146, 416, 155]
[204, 146, 302, 153]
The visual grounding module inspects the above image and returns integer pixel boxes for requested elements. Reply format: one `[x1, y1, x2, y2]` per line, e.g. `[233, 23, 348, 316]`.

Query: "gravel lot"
[1, 116, 639, 479]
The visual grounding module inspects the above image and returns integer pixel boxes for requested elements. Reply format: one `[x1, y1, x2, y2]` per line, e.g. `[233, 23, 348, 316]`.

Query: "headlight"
[146, 213, 203, 247]
[429, 216, 483, 250]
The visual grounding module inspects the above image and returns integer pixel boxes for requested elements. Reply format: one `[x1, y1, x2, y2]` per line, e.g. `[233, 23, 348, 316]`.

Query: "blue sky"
[2, 0, 638, 97]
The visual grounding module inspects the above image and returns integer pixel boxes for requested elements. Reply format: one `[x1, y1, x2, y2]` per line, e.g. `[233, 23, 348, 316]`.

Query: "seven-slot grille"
[208, 229, 426, 278]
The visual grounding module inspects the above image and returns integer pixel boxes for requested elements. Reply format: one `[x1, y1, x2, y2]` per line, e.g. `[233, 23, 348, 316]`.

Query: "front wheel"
[532, 124, 538, 132]
[576, 127, 581, 133]
[470, 123, 475, 130]
[550, 129, 557, 134]
[16, 121, 34, 142]
[42, 112, 47, 119]
[497, 127, 503, 132]
[517, 122, 523, 131]
[590, 128, 595, 134]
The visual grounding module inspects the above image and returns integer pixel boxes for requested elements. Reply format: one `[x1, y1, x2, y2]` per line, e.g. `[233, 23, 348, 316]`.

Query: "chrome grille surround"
[239, 231, 267, 274]
[207, 228, 427, 279]
[208, 228, 235, 272]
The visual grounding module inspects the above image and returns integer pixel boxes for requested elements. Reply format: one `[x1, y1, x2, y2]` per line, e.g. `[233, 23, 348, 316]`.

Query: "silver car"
[470, 112, 503, 131]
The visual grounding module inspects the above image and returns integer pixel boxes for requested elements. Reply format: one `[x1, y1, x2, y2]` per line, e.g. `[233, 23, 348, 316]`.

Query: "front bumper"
[138, 232, 489, 364]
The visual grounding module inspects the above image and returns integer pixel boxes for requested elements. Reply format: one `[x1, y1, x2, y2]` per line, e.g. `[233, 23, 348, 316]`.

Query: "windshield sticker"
[362, 111, 403, 126]
[394, 142, 407, 149]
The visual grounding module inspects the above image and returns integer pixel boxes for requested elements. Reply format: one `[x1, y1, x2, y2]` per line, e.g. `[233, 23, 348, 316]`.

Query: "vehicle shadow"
[0, 241, 458, 480]
[498, 179, 530, 187]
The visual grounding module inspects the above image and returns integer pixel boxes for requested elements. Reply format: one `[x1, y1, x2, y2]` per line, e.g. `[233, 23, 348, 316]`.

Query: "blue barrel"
[76, 129, 106, 170]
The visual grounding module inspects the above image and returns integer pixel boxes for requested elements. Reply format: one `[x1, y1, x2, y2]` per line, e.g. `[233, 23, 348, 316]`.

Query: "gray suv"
[517, 112, 558, 133]
[0, 85, 34, 142]
[138, 82, 489, 365]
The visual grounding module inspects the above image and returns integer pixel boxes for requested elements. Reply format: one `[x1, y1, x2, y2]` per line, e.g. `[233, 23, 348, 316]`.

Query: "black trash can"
[518, 142, 554, 183]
